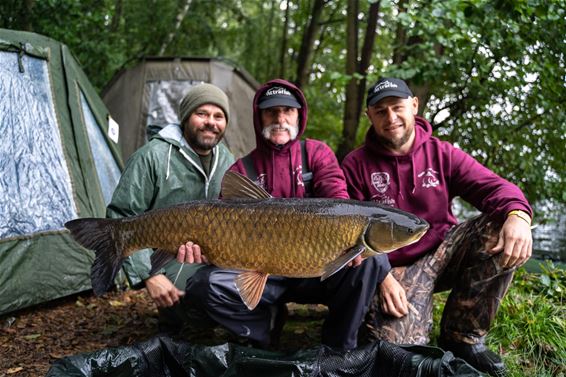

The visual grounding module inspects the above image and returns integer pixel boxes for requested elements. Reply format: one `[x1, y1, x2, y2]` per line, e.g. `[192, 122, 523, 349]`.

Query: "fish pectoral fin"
[221, 171, 272, 199]
[149, 249, 176, 275]
[321, 245, 366, 281]
[234, 271, 269, 310]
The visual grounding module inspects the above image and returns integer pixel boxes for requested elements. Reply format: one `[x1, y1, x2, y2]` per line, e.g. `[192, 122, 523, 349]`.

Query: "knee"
[360, 254, 390, 283]
[187, 268, 241, 307]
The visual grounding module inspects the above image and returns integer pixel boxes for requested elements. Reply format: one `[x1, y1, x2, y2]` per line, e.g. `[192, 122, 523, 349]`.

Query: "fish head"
[363, 211, 429, 254]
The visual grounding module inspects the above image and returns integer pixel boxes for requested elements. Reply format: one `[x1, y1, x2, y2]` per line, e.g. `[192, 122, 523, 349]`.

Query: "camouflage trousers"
[365, 214, 515, 345]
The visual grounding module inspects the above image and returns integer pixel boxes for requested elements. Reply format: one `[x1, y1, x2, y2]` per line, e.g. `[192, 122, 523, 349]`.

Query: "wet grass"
[432, 261, 566, 376]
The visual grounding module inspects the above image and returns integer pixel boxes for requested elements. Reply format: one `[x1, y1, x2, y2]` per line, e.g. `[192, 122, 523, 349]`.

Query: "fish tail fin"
[65, 218, 124, 296]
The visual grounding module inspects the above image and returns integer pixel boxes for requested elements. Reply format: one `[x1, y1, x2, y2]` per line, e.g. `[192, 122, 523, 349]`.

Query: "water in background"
[531, 202, 566, 263]
[453, 199, 565, 264]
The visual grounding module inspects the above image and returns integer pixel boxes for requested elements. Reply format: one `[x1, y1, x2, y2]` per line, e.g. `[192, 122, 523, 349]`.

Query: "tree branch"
[110, 0, 122, 33]
[295, 0, 328, 87]
[355, 1, 381, 122]
[279, 0, 291, 78]
[158, 0, 192, 56]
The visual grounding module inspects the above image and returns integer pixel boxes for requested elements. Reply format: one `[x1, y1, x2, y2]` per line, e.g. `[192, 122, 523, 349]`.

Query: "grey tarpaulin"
[45, 336, 481, 377]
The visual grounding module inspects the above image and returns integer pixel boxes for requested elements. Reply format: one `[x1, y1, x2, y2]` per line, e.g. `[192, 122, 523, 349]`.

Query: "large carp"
[65, 172, 428, 310]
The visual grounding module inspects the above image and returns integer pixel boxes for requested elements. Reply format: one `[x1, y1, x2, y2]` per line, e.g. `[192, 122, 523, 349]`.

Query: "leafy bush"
[432, 262, 565, 376]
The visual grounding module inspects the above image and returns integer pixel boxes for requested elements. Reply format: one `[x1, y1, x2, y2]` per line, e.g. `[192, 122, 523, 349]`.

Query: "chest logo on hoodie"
[371, 172, 390, 193]
[418, 168, 440, 188]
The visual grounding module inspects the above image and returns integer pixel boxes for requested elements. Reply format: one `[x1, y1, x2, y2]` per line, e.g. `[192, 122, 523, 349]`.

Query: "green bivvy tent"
[101, 56, 259, 161]
[0, 28, 124, 315]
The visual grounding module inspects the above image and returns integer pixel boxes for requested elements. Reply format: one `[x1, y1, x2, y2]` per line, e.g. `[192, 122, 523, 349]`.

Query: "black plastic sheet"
[46, 336, 481, 377]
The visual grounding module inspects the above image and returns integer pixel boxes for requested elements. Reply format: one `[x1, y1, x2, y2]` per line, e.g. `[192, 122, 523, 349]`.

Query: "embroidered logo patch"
[371, 172, 390, 193]
[418, 168, 440, 188]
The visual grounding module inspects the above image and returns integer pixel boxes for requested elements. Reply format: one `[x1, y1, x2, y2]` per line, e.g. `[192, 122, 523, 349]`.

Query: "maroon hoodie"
[230, 79, 348, 199]
[342, 116, 532, 266]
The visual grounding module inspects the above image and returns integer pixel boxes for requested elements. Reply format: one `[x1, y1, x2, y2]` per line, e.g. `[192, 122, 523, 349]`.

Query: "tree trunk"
[110, 0, 123, 33]
[336, 0, 359, 161]
[336, 1, 381, 161]
[22, 0, 35, 31]
[264, 0, 277, 79]
[295, 0, 327, 88]
[355, 1, 380, 122]
[158, 0, 192, 56]
[392, 0, 408, 65]
[279, 0, 291, 78]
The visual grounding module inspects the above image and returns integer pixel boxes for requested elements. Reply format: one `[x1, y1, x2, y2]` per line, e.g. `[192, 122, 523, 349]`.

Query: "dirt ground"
[0, 289, 326, 377]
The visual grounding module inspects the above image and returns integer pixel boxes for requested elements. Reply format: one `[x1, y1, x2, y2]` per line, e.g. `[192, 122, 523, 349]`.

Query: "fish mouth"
[412, 221, 430, 240]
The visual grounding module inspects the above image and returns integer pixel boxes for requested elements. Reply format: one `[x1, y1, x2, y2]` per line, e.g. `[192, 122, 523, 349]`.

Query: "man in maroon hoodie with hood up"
[179, 79, 392, 351]
[342, 78, 533, 376]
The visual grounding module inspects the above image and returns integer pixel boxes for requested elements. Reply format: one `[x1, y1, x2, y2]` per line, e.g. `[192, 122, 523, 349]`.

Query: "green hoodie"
[106, 124, 235, 288]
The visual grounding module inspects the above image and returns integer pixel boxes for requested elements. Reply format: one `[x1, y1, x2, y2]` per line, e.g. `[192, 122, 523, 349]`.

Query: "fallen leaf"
[23, 333, 41, 340]
[7, 367, 24, 374]
[109, 300, 126, 307]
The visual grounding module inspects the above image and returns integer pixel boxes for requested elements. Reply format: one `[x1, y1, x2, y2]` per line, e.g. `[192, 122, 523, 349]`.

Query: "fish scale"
[118, 202, 367, 277]
[64, 171, 429, 308]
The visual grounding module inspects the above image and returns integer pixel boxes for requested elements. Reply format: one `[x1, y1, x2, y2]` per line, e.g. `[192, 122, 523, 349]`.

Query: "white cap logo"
[373, 81, 398, 93]
[265, 87, 292, 97]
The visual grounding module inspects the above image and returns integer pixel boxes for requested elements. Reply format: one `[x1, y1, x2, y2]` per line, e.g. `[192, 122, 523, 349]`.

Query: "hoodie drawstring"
[166, 144, 172, 180]
[411, 154, 417, 194]
[395, 156, 417, 200]
[395, 159, 404, 200]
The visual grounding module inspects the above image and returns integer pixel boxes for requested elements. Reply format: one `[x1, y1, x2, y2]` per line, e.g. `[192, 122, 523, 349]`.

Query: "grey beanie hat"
[178, 83, 230, 125]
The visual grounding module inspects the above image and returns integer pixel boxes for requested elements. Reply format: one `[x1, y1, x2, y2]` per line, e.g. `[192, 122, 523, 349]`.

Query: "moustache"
[200, 124, 220, 134]
[262, 122, 299, 140]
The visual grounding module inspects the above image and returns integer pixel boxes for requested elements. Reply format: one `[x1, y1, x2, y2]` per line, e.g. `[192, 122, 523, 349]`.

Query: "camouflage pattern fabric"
[364, 214, 515, 345]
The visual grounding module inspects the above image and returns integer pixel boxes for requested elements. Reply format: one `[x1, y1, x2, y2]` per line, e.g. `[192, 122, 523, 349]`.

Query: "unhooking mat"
[45, 335, 482, 377]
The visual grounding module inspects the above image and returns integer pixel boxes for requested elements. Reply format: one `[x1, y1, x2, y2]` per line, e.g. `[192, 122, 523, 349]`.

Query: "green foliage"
[394, 0, 566, 206]
[432, 263, 566, 376]
[490, 264, 565, 376]
[1, 0, 564, 206]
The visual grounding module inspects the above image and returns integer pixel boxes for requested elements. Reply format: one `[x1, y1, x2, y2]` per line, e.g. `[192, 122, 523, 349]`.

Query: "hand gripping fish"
[65, 171, 428, 310]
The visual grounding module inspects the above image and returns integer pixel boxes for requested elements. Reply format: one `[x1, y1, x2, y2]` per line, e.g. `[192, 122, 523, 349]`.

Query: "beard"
[374, 119, 415, 152]
[375, 129, 413, 151]
[185, 124, 224, 152]
[261, 122, 299, 141]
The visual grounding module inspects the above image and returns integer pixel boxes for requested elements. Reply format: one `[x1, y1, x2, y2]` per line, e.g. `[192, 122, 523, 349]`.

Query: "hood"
[252, 79, 308, 153]
[152, 124, 218, 180]
[152, 124, 187, 148]
[365, 115, 432, 157]
[364, 115, 433, 198]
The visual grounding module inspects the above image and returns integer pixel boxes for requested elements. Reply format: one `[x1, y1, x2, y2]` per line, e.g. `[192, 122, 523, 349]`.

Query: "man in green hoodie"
[106, 83, 235, 332]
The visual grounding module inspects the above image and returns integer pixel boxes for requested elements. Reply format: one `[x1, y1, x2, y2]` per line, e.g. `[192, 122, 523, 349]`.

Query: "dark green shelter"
[0, 29, 124, 315]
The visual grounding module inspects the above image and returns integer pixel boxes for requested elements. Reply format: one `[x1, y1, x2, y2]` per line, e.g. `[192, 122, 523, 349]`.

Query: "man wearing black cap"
[342, 77, 533, 376]
[178, 79, 392, 351]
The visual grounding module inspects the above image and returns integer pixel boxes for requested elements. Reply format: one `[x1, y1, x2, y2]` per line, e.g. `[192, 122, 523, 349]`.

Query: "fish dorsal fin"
[321, 244, 366, 281]
[222, 171, 272, 199]
[235, 271, 269, 310]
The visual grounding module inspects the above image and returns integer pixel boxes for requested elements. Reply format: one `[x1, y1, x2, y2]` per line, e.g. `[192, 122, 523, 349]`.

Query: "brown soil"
[0, 290, 325, 377]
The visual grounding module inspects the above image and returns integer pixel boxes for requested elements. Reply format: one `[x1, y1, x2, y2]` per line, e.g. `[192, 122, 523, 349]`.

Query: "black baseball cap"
[258, 86, 302, 109]
[366, 78, 413, 107]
